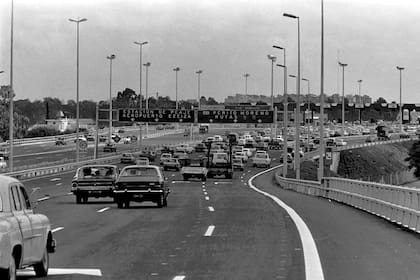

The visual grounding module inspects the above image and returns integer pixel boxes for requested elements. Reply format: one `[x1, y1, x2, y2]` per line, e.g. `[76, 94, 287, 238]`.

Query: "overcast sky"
[1, 0, 420, 104]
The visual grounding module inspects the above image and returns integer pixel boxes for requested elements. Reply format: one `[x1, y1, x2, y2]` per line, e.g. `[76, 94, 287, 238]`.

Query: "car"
[212, 152, 229, 164]
[326, 138, 336, 147]
[138, 149, 157, 161]
[99, 135, 107, 142]
[0, 175, 56, 279]
[163, 158, 181, 171]
[195, 143, 206, 153]
[0, 157, 6, 169]
[234, 151, 248, 163]
[335, 139, 347, 146]
[86, 135, 95, 141]
[55, 136, 66, 145]
[256, 142, 269, 151]
[181, 159, 208, 181]
[173, 151, 189, 159]
[121, 153, 136, 164]
[123, 137, 131, 144]
[136, 157, 150, 166]
[232, 145, 244, 154]
[242, 148, 254, 158]
[118, 129, 125, 133]
[160, 153, 173, 165]
[103, 143, 117, 152]
[232, 158, 245, 171]
[400, 132, 410, 139]
[71, 165, 119, 203]
[206, 136, 215, 142]
[161, 146, 175, 155]
[73, 136, 87, 143]
[213, 135, 223, 142]
[130, 135, 138, 142]
[252, 153, 271, 168]
[365, 135, 377, 143]
[175, 144, 194, 154]
[114, 165, 170, 208]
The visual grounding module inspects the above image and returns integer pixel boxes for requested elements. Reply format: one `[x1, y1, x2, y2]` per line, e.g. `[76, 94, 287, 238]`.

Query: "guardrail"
[274, 171, 420, 233]
[332, 135, 417, 152]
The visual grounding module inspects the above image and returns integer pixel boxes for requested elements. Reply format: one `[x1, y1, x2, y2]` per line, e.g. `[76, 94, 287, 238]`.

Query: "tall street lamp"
[69, 17, 87, 163]
[284, 12, 301, 179]
[143, 62, 151, 109]
[173, 67, 180, 109]
[243, 73, 250, 95]
[9, 0, 15, 171]
[357, 79, 362, 123]
[106, 54, 116, 143]
[338, 62, 348, 136]
[134, 41, 148, 148]
[196, 70, 203, 109]
[397, 66, 405, 133]
[267, 55, 277, 109]
[274, 45, 288, 177]
[319, 0, 326, 181]
[302, 78, 310, 151]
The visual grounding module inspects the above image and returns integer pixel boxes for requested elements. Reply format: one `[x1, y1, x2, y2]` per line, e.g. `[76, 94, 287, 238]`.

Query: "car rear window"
[79, 166, 115, 178]
[120, 167, 158, 177]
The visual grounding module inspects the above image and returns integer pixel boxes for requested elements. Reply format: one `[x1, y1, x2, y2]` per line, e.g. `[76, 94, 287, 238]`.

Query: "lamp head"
[107, 54, 116, 60]
[283, 13, 298, 19]
[273, 45, 284, 50]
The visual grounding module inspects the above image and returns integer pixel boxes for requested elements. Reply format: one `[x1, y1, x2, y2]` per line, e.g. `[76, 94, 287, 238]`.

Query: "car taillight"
[72, 183, 77, 188]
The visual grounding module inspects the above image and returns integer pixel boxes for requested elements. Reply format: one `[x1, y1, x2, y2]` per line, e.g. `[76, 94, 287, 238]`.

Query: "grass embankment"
[285, 141, 416, 182]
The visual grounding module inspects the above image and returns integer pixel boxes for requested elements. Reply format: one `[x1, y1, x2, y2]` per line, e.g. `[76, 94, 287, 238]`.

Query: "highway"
[13, 148, 420, 280]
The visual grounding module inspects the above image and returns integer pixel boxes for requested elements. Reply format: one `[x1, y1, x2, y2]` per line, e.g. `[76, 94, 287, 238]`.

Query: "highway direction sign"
[119, 109, 194, 123]
[198, 109, 273, 123]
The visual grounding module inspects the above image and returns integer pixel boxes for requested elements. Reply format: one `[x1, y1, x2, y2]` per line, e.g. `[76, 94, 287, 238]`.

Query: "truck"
[376, 124, 390, 140]
[0, 175, 56, 279]
[181, 159, 208, 181]
[202, 154, 233, 179]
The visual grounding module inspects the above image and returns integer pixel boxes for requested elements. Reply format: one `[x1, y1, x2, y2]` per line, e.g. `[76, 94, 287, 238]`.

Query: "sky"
[1, 0, 420, 104]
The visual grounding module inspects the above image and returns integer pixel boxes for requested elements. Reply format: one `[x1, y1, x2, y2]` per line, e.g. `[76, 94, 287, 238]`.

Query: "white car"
[123, 137, 131, 144]
[252, 153, 271, 168]
[336, 139, 347, 146]
[213, 135, 223, 142]
[159, 153, 173, 165]
[0, 157, 7, 169]
[234, 151, 248, 163]
[242, 148, 253, 158]
[175, 144, 194, 154]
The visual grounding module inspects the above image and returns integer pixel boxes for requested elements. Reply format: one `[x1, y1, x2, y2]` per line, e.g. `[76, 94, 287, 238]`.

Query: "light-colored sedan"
[175, 144, 194, 154]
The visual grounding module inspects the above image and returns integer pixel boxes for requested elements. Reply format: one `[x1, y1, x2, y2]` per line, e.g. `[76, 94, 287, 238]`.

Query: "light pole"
[357, 79, 362, 123]
[284, 12, 301, 179]
[302, 78, 310, 151]
[339, 62, 348, 136]
[9, 0, 14, 171]
[143, 62, 151, 109]
[319, 0, 325, 181]
[267, 55, 276, 109]
[106, 54, 116, 143]
[273, 45, 288, 177]
[173, 67, 180, 109]
[397, 66, 404, 132]
[196, 70, 203, 109]
[243, 73, 250, 95]
[69, 17, 87, 163]
[134, 41, 148, 148]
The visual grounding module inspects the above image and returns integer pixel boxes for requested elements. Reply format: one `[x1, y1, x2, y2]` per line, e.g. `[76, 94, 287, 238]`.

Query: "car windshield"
[78, 166, 116, 178]
[120, 167, 158, 177]
[256, 154, 267, 158]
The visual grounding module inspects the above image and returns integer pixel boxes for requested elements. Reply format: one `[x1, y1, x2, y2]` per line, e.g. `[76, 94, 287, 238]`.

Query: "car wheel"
[34, 246, 49, 277]
[76, 195, 82, 204]
[124, 200, 130, 208]
[157, 195, 164, 208]
[163, 167, 167, 171]
[183, 176, 188, 181]
[117, 200, 124, 209]
[163, 197, 168, 207]
[201, 176, 206, 182]
[82, 196, 88, 203]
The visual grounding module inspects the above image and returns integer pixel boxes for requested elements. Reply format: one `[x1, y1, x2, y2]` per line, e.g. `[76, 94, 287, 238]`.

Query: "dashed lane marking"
[248, 165, 324, 280]
[214, 181, 232, 185]
[97, 207, 110, 213]
[173, 276, 186, 280]
[37, 196, 50, 202]
[208, 206, 215, 212]
[52, 227, 64, 233]
[56, 183, 62, 186]
[18, 268, 102, 277]
[172, 181, 191, 184]
[50, 178, 61, 182]
[204, 192, 208, 195]
[205, 196, 209, 200]
[204, 225, 215, 236]
[67, 192, 73, 195]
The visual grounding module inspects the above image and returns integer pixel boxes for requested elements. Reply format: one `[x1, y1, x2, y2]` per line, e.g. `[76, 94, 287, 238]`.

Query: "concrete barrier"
[274, 171, 420, 233]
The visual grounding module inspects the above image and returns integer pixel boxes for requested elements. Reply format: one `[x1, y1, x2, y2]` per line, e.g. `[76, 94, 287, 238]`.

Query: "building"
[45, 117, 95, 132]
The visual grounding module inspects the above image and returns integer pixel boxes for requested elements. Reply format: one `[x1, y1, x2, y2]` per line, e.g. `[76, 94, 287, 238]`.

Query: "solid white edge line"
[204, 225, 215, 236]
[173, 276, 186, 280]
[37, 196, 50, 202]
[208, 206, 214, 212]
[52, 227, 64, 233]
[97, 207, 110, 213]
[248, 165, 324, 280]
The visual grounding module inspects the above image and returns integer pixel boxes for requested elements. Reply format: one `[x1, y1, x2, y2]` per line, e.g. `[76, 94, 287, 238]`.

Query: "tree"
[406, 141, 420, 179]
[374, 97, 387, 104]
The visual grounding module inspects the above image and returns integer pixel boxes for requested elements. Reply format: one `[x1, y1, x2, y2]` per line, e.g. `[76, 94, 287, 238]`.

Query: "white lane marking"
[52, 227, 64, 233]
[18, 268, 102, 276]
[37, 196, 50, 202]
[205, 196, 209, 200]
[248, 165, 324, 280]
[172, 181, 191, 184]
[204, 192, 208, 195]
[204, 225, 215, 236]
[50, 178, 61, 182]
[208, 206, 214, 212]
[214, 181, 232, 185]
[67, 192, 73, 195]
[97, 207, 110, 213]
[56, 183, 62, 186]
[172, 174, 176, 177]
[173, 276, 186, 280]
